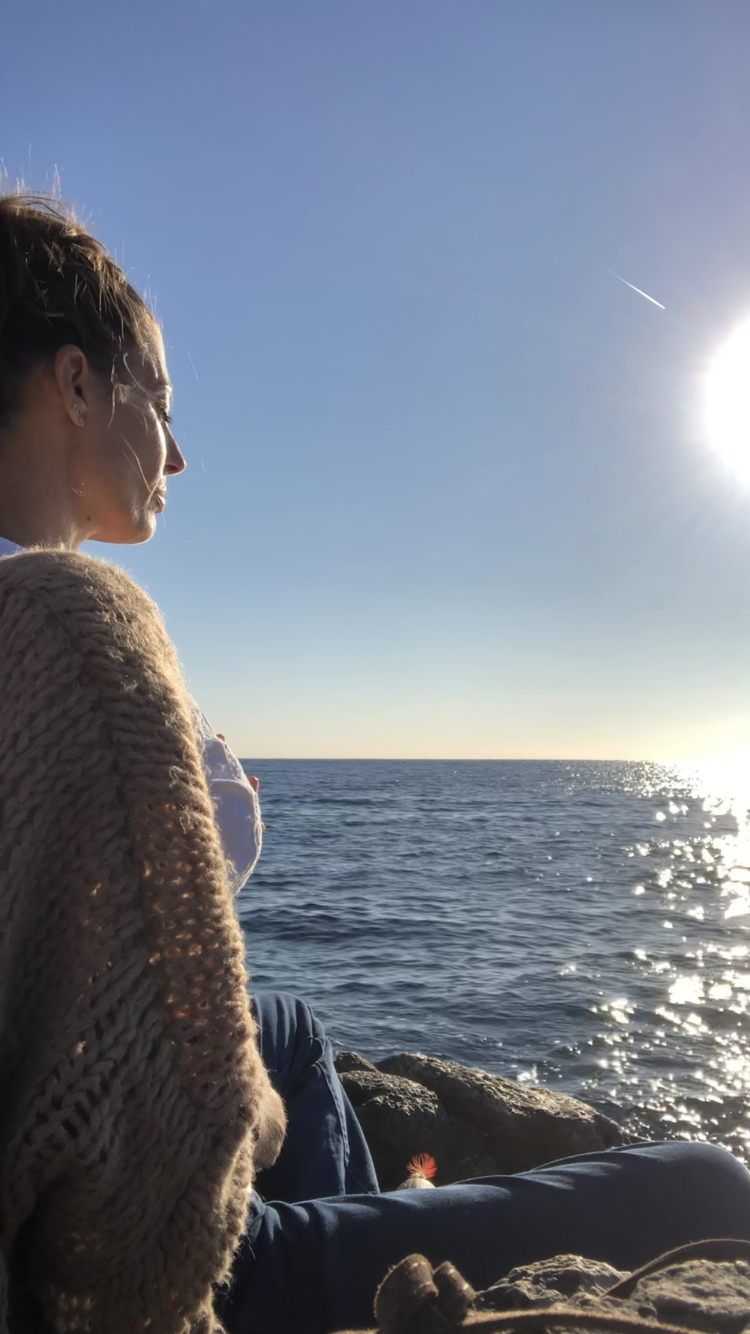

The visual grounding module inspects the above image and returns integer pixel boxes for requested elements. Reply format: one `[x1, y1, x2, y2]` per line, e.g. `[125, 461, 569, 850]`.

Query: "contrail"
[608, 269, 665, 310]
[461, 287, 498, 306]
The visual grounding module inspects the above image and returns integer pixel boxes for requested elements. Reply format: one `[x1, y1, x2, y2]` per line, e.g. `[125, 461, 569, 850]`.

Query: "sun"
[706, 316, 750, 482]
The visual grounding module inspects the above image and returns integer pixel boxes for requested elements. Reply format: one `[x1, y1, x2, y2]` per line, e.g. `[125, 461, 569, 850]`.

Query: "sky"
[3, 0, 750, 760]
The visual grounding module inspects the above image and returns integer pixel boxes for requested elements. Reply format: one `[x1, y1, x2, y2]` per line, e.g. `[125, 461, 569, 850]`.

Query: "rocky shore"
[339, 1241, 750, 1333]
[334, 1054, 750, 1334]
[334, 1049, 627, 1190]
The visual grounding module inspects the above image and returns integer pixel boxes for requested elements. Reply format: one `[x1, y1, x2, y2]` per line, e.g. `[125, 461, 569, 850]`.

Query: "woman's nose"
[165, 430, 187, 475]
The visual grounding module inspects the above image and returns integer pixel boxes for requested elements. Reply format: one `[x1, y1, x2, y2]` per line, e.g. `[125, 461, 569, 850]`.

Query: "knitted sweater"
[0, 550, 273, 1334]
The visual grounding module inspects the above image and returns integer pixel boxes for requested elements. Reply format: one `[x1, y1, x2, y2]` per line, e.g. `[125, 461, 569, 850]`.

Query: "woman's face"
[74, 324, 186, 545]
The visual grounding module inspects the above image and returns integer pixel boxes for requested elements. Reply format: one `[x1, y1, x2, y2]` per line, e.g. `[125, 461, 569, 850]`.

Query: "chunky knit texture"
[0, 550, 268, 1334]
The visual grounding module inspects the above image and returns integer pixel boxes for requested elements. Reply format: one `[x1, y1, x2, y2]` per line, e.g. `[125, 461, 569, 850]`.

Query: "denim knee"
[250, 990, 333, 1095]
[598, 1139, 750, 1253]
[252, 990, 323, 1042]
[659, 1140, 750, 1210]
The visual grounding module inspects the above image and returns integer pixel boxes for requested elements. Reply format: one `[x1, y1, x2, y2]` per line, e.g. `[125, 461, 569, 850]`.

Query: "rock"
[335, 1050, 376, 1075]
[335, 1050, 626, 1188]
[348, 1246, 750, 1334]
[380, 1053, 626, 1169]
[335, 1057, 452, 1191]
[618, 1258, 750, 1334]
[478, 1253, 750, 1334]
[476, 1254, 627, 1310]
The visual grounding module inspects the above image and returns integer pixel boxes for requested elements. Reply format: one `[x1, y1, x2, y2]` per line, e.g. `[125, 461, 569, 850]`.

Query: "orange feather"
[406, 1153, 438, 1179]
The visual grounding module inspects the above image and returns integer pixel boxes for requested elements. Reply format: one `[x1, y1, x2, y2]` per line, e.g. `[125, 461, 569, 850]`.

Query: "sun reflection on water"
[575, 754, 750, 1160]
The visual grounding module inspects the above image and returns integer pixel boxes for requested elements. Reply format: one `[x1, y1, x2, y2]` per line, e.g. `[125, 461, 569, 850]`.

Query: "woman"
[2, 192, 750, 1334]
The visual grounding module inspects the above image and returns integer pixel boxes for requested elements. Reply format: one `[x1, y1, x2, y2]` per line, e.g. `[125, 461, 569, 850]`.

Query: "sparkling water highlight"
[238, 760, 750, 1160]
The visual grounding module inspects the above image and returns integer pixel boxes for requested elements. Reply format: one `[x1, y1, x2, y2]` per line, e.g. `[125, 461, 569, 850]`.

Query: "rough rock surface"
[476, 1254, 627, 1310]
[333, 1055, 452, 1189]
[335, 1050, 626, 1190]
[475, 1252, 750, 1334]
[627, 1258, 750, 1333]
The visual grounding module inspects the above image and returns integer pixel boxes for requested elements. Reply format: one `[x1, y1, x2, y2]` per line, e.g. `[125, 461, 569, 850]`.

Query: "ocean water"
[236, 759, 750, 1160]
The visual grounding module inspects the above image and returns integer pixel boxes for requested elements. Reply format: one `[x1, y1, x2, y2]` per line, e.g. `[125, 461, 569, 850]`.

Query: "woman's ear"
[53, 344, 91, 429]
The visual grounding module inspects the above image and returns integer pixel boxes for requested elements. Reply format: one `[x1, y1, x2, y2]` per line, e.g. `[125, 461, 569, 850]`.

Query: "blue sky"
[4, 0, 750, 759]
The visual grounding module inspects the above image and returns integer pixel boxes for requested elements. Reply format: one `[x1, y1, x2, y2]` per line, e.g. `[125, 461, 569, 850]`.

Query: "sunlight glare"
[672, 749, 750, 919]
[706, 317, 750, 481]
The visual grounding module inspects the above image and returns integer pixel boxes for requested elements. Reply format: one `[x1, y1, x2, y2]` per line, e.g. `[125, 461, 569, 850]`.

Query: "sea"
[236, 759, 750, 1162]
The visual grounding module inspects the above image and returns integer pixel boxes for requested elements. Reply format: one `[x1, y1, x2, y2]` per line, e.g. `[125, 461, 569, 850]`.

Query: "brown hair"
[0, 192, 157, 423]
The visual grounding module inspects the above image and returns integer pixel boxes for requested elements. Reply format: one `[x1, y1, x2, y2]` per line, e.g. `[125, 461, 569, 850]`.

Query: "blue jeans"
[217, 993, 750, 1333]
[250, 991, 379, 1202]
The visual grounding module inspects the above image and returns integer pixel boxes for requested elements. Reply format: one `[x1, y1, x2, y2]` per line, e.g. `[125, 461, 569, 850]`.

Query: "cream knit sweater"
[0, 550, 278, 1334]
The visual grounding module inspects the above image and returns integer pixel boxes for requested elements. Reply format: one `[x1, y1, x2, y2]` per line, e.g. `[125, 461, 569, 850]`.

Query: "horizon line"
[237, 755, 681, 764]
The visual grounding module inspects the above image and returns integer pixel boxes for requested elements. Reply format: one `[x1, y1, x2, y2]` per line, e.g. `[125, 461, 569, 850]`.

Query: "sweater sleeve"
[0, 550, 266, 1334]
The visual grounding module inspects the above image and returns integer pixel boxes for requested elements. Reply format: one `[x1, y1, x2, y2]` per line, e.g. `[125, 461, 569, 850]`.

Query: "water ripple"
[239, 759, 750, 1162]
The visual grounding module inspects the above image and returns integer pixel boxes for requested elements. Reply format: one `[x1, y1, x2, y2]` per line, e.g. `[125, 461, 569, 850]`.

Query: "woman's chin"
[127, 514, 159, 545]
[90, 513, 158, 546]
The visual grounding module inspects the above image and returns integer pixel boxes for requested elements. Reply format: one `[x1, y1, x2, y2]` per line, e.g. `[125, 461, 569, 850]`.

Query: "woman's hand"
[252, 1083, 287, 1171]
[215, 734, 261, 804]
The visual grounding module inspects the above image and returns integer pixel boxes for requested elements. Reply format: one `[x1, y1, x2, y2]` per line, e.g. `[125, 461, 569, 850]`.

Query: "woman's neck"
[0, 424, 83, 551]
[0, 492, 82, 551]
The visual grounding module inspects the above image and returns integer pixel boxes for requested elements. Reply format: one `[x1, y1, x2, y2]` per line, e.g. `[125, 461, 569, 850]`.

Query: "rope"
[605, 1238, 750, 1299]
[459, 1310, 707, 1334]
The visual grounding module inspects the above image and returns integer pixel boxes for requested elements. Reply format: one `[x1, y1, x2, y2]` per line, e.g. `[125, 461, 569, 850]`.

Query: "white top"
[0, 536, 262, 891]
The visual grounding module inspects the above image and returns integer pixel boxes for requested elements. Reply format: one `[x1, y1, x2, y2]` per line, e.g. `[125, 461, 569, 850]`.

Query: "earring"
[74, 405, 86, 427]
